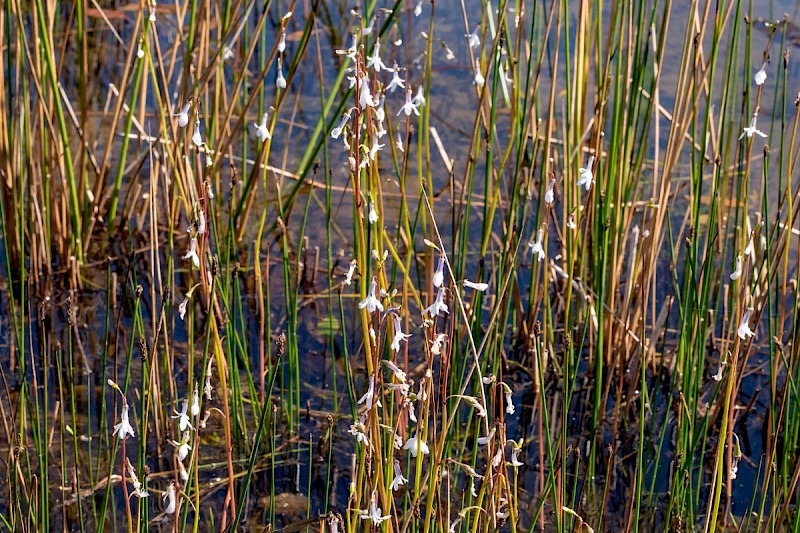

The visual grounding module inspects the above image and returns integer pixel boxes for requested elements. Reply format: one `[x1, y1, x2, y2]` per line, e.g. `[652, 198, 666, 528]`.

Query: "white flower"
[344, 259, 357, 285]
[398, 88, 420, 116]
[730, 254, 743, 281]
[357, 374, 381, 410]
[414, 0, 422, 16]
[503, 383, 514, 415]
[463, 279, 488, 291]
[362, 16, 375, 35]
[113, 400, 136, 440]
[174, 101, 191, 128]
[477, 427, 495, 446]
[358, 277, 384, 314]
[391, 460, 408, 491]
[739, 114, 767, 140]
[178, 459, 189, 481]
[329, 515, 343, 533]
[178, 296, 189, 321]
[366, 41, 386, 72]
[191, 385, 200, 416]
[473, 59, 485, 87]
[383, 359, 407, 382]
[136, 45, 145, 59]
[577, 155, 595, 190]
[545, 177, 555, 204]
[737, 308, 755, 340]
[196, 209, 206, 235]
[368, 137, 384, 161]
[254, 112, 271, 142]
[404, 433, 429, 457]
[125, 458, 148, 498]
[395, 132, 405, 152]
[424, 287, 449, 317]
[163, 482, 177, 514]
[348, 419, 369, 446]
[413, 85, 426, 106]
[431, 333, 447, 355]
[433, 254, 445, 288]
[335, 34, 358, 61]
[359, 76, 375, 109]
[386, 65, 405, 93]
[172, 399, 194, 432]
[276, 57, 287, 89]
[712, 363, 724, 382]
[191, 120, 203, 147]
[755, 63, 767, 86]
[391, 315, 412, 353]
[467, 29, 480, 49]
[509, 441, 524, 467]
[729, 464, 738, 480]
[278, 29, 286, 53]
[330, 112, 350, 139]
[529, 228, 545, 262]
[170, 430, 192, 462]
[183, 237, 200, 268]
[361, 491, 390, 524]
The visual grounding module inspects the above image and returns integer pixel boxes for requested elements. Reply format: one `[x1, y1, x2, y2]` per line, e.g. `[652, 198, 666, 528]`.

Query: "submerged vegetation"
[3, 0, 800, 530]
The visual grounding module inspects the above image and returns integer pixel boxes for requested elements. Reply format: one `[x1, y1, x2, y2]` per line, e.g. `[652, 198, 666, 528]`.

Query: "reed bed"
[1, 0, 800, 531]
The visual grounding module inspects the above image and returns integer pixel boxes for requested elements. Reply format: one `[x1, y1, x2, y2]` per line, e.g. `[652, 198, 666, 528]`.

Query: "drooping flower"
[191, 384, 200, 417]
[359, 76, 375, 109]
[463, 279, 488, 291]
[178, 296, 189, 321]
[330, 112, 350, 139]
[398, 88, 420, 116]
[368, 137, 384, 161]
[754, 62, 767, 86]
[433, 254, 445, 288]
[739, 113, 767, 140]
[191, 120, 203, 147]
[183, 237, 200, 268]
[737, 308, 755, 340]
[391, 314, 412, 353]
[413, 0, 422, 16]
[467, 29, 480, 49]
[382, 359, 407, 383]
[358, 277, 384, 314]
[196, 208, 206, 235]
[113, 400, 136, 440]
[335, 33, 358, 62]
[509, 440, 524, 467]
[367, 201, 379, 224]
[163, 482, 177, 514]
[278, 28, 286, 53]
[360, 491, 391, 524]
[344, 259, 357, 285]
[174, 101, 191, 128]
[473, 59, 485, 87]
[529, 227, 545, 262]
[502, 382, 515, 415]
[424, 287, 449, 317]
[362, 16, 375, 36]
[577, 155, 595, 190]
[730, 254, 743, 281]
[254, 113, 271, 142]
[125, 458, 148, 498]
[544, 177, 555, 204]
[477, 427, 495, 447]
[276, 57, 287, 89]
[404, 433, 429, 457]
[357, 374, 382, 410]
[386, 64, 405, 93]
